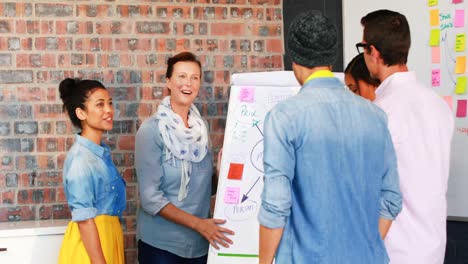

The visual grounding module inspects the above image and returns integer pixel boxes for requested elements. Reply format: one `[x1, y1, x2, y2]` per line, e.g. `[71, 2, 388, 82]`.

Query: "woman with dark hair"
[344, 53, 381, 101]
[135, 52, 233, 263]
[58, 78, 126, 264]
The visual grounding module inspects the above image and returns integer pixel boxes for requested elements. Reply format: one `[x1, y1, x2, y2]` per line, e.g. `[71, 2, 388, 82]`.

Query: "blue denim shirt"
[258, 77, 402, 263]
[63, 135, 126, 222]
[135, 115, 213, 258]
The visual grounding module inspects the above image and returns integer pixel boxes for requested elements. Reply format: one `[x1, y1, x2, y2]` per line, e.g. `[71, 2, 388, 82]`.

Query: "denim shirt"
[63, 135, 126, 222]
[258, 77, 402, 263]
[135, 115, 213, 258]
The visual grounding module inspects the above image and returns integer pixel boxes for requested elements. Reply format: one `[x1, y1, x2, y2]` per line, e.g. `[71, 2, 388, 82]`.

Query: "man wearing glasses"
[360, 10, 454, 264]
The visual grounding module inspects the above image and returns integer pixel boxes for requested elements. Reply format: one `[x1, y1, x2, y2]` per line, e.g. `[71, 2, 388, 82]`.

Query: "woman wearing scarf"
[135, 52, 234, 263]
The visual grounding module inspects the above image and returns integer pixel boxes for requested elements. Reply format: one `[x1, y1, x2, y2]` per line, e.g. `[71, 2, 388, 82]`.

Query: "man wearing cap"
[258, 11, 403, 264]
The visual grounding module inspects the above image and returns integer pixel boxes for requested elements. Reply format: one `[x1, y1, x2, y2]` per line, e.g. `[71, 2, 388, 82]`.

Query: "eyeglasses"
[355, 42, 371, 54]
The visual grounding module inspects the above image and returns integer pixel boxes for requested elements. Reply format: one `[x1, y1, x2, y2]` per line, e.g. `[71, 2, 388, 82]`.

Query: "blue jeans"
[138, 240, 208, 264]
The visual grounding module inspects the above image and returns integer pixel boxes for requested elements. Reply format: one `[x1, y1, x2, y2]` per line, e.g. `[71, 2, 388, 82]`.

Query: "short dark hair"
[345, 53, 380, 87]
[59, 78, 106, 130]
[165, 52, 202, 79]
[361, 9, 411, 66]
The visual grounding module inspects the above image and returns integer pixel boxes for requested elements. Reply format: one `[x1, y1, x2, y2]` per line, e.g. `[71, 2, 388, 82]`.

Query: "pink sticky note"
[456, 100, 467, 117]
[432, 47, 440, 63]
[432, 69, 441, 87]
[444, 96, 453, 111]
[455, 10, 465, 27]
[224, 187, 240, 204]
[239, 87, 255, 102]
[453, 0, 463, 3]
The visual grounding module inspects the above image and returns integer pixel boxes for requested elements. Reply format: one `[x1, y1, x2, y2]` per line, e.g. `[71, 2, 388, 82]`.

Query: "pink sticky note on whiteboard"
[444, 96, 453, 111]
[432, 69, 441, 87]
[455, 10, 465, 27]
[432, 47, 440, 63]
[224, 187, 240, 204]
[453, 0, 463, 3]
[239, 87, 255, 102]
[456, 100, 467, 117]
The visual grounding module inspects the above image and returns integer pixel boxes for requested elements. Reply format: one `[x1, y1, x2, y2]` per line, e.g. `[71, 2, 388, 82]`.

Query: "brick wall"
[0, 1, 283, 263]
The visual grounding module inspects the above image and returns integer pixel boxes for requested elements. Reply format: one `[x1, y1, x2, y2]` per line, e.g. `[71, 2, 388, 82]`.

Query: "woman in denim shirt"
[58, 78, 126, 264]
[135, 52, 234, 263]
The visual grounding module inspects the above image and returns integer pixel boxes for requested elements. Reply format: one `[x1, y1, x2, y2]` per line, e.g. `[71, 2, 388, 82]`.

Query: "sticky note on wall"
[456, 76, 467, 94]
[430, 29, 441, 46]
[432, 47, 440, 63]
[455, 10, 465, 27]
[456, 100, 467, 117]
[432, 69, 441, 87]
[430, 9, 440, 26]
[444, 96, 453, 111]
[453, 0, 464, 4]
[455, 34, 466, 52]
[428, 0, 438, 6]
[456, 56, 466, 74]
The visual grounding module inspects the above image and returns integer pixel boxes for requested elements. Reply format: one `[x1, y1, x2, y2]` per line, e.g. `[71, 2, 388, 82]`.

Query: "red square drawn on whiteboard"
[227, 163, 244, 180]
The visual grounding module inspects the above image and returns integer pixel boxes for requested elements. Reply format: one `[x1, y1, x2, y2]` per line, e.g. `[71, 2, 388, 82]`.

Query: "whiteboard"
[207, 71, 344, 263]
[207, 71, 300, 264]
[343, 1, 468, 218]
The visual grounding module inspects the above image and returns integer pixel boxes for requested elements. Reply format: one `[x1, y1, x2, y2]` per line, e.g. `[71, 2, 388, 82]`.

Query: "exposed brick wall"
[0, 1, 283, 263]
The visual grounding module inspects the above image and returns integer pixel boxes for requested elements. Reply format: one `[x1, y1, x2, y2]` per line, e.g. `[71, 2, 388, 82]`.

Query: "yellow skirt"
[58, 215, 125, 264]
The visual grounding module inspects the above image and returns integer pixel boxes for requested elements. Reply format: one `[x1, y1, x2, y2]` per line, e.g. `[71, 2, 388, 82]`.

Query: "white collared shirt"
[374, 71, 454, 264]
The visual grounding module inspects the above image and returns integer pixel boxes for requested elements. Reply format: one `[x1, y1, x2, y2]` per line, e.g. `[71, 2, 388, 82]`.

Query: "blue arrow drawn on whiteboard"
[254, 122, 263, 136]
[442, 31, 456, 63]
[241, 176, 260, 203]
[442, 30, 457, 85]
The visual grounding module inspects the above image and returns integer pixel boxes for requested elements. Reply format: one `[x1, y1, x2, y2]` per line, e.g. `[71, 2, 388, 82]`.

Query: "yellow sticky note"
[455, 34, 466, 52]
[456, 56, 466, 74]
[455, 76, 467, 94]
[428, 0, 438, 6]
[430, 29, 440, 46]
[430, 9, 440, 26]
